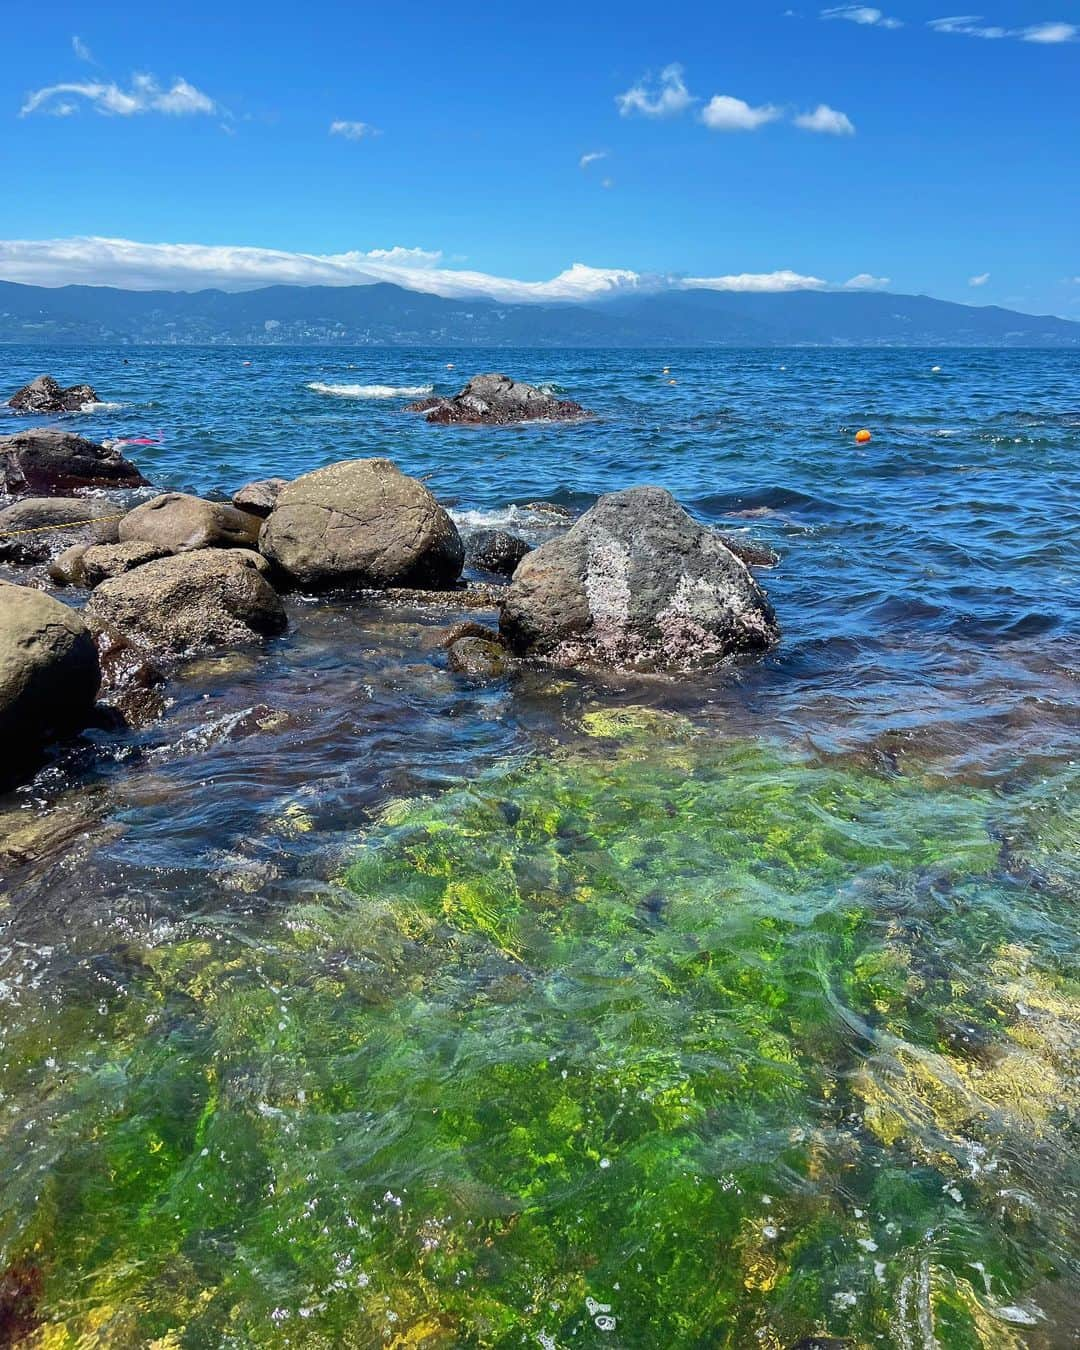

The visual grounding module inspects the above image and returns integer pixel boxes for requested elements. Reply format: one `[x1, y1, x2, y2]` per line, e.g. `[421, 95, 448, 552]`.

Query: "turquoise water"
[0, 347, 1077, 1347]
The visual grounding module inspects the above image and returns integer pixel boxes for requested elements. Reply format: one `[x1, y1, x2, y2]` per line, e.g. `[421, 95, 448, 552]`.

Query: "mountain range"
[1, 278, 1077, 348]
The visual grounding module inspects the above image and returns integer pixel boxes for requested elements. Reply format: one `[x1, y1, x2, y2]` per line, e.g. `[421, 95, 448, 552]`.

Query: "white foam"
[306, 382, 433, 400]
[451, 504, 572, 533]
[80, 400, 124, 412]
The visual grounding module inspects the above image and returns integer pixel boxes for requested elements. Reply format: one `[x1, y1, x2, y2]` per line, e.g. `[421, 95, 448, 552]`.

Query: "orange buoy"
[855, 429, 872, 444]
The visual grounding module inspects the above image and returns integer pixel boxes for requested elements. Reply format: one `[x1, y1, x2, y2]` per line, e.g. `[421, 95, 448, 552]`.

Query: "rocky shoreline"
[0, 372, 780, 784]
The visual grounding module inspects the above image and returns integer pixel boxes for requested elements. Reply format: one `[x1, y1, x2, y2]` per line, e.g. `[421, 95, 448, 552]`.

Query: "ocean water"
[0, 346, 1077, 1348]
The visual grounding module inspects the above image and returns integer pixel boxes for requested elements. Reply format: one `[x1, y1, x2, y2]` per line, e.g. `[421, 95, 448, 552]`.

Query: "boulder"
[499, 486, 780, 671]
[80, 540, 171, 587]
[0, 496, 121, 565]
[446, 636, 511, 679]
[465, 529, 531, 576]
[232, 477, 287, 518]
[0, 582, 101, 759]
[49, 543, 92, 586]
[119, 492, 263, 553]
[0, 429, 147, 495]
[407, 374, 588, 426]
[7, 374, 99, 414]
[86, 549, 287, 657]
[260, 458, 464, 590]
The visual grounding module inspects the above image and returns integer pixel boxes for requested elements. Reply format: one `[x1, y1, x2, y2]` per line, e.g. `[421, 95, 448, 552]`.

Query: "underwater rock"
[0, 581, 101, 760]
[0, 496, 122, 566]
[80, 539, 172, 587]
[446, 636, 512, 679]
[500, 485, 780, 671]
[424, 619, 505, 649]
[0, 428, 147, 495]
[232, 477, 288, 518]
[259, 457, 464, 590]
[7, 373, 98, 414]
[408, 373, 589, 425]
[94, 625, 166, 726]
[465, 528, 531, 576]
[86, 548, 286, 657]
[119, 492, 263, 553]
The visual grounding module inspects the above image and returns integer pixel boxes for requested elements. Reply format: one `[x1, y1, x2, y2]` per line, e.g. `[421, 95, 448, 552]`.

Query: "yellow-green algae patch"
[0, 713, 1076, 1347]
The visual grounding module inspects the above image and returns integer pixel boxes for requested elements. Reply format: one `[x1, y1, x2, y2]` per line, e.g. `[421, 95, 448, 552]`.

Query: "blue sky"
[1, 0, 1077, 314]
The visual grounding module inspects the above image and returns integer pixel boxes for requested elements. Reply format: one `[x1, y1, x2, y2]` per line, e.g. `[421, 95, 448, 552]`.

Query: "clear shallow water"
[0, 347, 1077, 1347]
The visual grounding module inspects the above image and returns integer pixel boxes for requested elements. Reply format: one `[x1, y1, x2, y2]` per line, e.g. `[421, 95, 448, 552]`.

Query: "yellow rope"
[0, 514, 126, 540]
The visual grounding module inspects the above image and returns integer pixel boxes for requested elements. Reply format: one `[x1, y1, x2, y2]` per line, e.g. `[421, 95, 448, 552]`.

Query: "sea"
[0, 345, 1077, 1348]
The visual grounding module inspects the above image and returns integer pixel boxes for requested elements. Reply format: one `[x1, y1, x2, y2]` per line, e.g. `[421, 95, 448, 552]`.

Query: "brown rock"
[232, 477, 287, 518]
[0, 429, 146, 495]
[7, 374, 98, 414]
[446, 637, 511, 679]
[119, 492, 263, 553]
[80, 540, 171, 587]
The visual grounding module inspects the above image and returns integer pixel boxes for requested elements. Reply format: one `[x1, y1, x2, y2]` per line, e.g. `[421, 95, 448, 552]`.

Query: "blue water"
[1, 347, 1078, 1347]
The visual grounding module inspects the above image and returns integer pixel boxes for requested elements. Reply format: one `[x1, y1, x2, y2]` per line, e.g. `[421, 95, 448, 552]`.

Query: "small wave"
[80, 401, 125, 412]
[306, 382, 434, 400]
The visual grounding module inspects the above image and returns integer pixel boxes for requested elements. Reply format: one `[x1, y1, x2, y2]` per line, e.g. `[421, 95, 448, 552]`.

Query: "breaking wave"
[306, 382, 434, 400]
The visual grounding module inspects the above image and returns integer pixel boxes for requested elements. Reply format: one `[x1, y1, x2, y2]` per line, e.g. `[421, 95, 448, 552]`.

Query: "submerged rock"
[0, 582, 101, 761]
[119, 492, 263, 553]
[0, 497, 121, 566]
[499, 486, 780, 671]
[0, 429, 147, 495]
[424, 619, 504, 650]
[7, 374, 99, 414]
[465, 529, 531, 576]
[94, 626, 167, 726]
[260, 457, 464, 590]
[408, 373, 588, 426]
[446, 636, 512, 679]
[86, 549, 286, 657]
[232, 477, 288, 518]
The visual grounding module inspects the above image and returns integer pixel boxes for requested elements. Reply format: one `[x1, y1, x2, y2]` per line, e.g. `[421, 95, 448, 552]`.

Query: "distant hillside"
[1, 279, 1076, 347]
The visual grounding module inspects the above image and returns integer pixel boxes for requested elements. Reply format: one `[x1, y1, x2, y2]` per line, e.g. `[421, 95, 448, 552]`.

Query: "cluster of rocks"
[7, 374, 100, 414]
[1, 374, 780, 775]
[407, 373, 589, 426]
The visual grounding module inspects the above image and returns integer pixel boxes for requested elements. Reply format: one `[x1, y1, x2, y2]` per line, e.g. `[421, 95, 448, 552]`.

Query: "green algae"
[0, 712, 1076, 1347]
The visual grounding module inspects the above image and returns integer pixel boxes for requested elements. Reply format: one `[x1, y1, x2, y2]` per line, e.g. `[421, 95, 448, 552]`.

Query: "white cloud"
[700, 95, 782, 131]
[20, 74, 217, 118]
[821, 6, 903, 28]
[616, 63, 694, 118]
[579, 150, 607, 169]
[330, 120, 379, 140]
[969, 272, 991, 286]
[794, 103, 856, 134]
[72, 35, 94, 62]
[0, 236, 859, 302]
[845, 273, 891, 289]
[682, 270, 828, 292]
[929, 15, 1076, 41]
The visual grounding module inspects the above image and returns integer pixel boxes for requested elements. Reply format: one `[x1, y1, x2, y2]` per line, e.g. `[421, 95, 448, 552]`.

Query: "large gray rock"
[260, 457, 464, 590]
[7, 374, 99, 414]
[0, 582, 101, 758]
[499, 486, 780, 671]
[233, 477, 287, 518]
[86, 549, 287, 657]
[0, 496, 122, 565]
[119, 492, 263, 553]
[409, 373, 588, 426]
[0, 428, 147, 495]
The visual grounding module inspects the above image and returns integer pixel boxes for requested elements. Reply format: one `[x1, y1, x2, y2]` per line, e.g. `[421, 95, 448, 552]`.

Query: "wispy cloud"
[330, 120, 379, 140]
[616, 63, 694, 118]
[0, 236, 876, 302]
[700, 95, 782, 131]
[794, 103, 856, 134]
[969, 272, 991, 286]
[21, 74, 217, 118]
[71, 35, 94, 62]
[929, 15, 1077, 42]
[845, 273, 891, 289]
[821, 6, 903, 28]
[579, 150, 607, 169]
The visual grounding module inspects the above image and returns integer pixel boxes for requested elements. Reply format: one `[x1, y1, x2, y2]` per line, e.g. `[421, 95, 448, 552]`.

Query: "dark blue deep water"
[0, 347, 1077, 1348]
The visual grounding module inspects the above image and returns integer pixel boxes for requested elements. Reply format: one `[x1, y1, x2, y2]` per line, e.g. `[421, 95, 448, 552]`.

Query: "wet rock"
[0, 428, 147, 495]
[519, 500, 574, 519]
[48, 542, 92, 585]
[717, 535, 781, 568]
[0, 496, 122, 565]
[408, 373, 588, 426]
[80, 540, 172, 587]
[232, 477, 288, 518]
[446, 636, 512, 679]
[7, 373, 98, 414]
[0, 582, 101, 758]
[358, 582, 503, 610]
[87, 548, 287, 657]
[260, 457, 464, 590]
[499, 485, 780, 672]
[423, 619, 504, 650]
[119, 492, 263, 553]
[94, 625, 167, 726]
[465, 529, 531, 576]
[0, 1259, 43, 1344]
